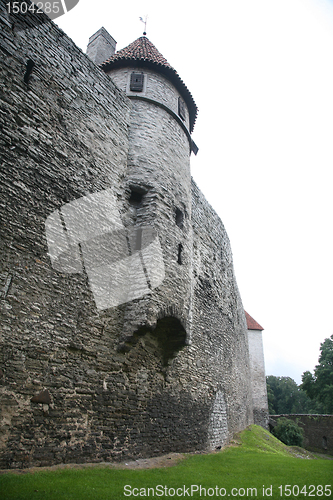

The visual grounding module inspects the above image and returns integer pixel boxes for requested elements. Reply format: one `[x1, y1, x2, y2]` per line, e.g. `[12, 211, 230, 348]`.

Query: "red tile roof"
[101, 36, 198, 133]
[103, 36, 172, 68]
[245, 311, 264, 331]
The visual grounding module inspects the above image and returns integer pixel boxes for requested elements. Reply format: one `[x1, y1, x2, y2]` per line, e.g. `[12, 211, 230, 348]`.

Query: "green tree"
[271, 417, 304, 447]
[301, 334, 333, 414]
[266, 375, 323, 415]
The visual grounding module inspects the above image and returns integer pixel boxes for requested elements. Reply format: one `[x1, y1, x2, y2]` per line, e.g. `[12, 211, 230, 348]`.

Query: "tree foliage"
[266, 375, 323, 415]
[301, 334, 333, 414]
[271, 417, 304, 447]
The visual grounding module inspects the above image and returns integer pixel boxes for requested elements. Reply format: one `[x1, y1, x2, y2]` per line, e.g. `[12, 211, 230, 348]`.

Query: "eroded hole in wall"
[131, 316, 186, 366]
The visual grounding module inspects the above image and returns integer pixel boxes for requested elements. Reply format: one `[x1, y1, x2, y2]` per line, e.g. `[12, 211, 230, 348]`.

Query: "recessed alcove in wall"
[128, 184, 150, 207]
[131, 316, 186, 366]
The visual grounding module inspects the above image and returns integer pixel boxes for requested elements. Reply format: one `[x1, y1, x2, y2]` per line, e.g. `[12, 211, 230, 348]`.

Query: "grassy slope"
[0, 426, 332, 499]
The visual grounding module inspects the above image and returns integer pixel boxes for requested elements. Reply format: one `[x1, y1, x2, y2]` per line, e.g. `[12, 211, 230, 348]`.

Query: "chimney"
[86, 27, 116, 65]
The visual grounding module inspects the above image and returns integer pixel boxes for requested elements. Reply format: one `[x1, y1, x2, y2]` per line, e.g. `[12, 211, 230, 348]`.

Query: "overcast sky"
[55, 0, 333, 385]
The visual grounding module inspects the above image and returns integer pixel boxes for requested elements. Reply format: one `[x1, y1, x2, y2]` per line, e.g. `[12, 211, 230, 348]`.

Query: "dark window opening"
[322, 436, 328, 449]
[178, 97, 186, 121]
[175, 208, 184, 229]
[177, 243, 183, 265]
[130, 72, 144, 92]
[129, 189, 144, 207]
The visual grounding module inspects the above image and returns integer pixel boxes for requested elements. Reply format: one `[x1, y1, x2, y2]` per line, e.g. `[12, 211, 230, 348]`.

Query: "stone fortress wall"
[0, 5, 266, 469]
[270, 415, 333, 455]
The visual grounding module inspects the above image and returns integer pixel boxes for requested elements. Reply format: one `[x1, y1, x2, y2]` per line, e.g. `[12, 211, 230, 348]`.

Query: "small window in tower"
[178, 97, 186, 121]
[130, 72, 144, 92]
[177, 243, 183, 265]
[175, 208, 184, 229]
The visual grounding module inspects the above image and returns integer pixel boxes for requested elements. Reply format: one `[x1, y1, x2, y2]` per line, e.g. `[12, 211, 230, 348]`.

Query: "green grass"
[0, 426, 332, 499]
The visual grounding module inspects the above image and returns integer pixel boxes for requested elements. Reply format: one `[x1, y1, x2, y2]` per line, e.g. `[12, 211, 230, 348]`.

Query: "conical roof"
[101, 36, 198, 133]
[103, 36, 171, 67]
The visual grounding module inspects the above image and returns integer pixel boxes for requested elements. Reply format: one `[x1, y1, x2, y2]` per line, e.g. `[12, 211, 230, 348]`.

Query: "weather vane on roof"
[139, 15, 148, 36]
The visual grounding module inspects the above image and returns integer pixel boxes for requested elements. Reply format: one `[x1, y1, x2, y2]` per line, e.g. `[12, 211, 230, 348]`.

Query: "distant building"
[246, 312, 269, 427]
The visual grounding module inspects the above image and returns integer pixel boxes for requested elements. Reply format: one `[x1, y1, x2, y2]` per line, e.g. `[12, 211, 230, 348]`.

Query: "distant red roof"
[101, 36, 198, 133]
[245, 311, 264, 331]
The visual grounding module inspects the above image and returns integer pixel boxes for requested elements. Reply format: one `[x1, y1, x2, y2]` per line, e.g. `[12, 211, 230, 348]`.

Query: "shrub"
[271, 417, 304, 447]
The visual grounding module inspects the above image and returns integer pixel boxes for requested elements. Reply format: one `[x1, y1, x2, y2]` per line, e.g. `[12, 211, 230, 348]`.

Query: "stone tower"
[0, 6, 264, 468]
[98, 35, 198, 343]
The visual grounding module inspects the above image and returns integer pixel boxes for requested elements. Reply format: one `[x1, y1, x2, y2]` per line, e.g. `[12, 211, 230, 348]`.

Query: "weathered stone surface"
[0, 4, 261, 469]
[31, 390, 52, 405]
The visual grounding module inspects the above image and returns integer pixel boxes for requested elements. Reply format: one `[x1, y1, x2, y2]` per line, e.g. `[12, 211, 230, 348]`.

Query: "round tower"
[101, 36, 198, 341]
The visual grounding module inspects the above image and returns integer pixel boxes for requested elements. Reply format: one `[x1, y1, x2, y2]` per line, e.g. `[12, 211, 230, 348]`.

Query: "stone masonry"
[0, 4, 265, 469]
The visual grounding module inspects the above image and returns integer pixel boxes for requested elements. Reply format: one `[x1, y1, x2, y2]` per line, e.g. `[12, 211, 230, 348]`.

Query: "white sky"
[55, 0, 333, 385]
